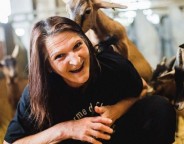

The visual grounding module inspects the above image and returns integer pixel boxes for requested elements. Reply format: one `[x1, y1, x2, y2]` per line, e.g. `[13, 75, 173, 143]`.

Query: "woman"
[4, 16, 176, 144]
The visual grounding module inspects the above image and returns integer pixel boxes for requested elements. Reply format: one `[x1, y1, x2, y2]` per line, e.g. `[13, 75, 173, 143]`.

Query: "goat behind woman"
[0, 45, 28, 114]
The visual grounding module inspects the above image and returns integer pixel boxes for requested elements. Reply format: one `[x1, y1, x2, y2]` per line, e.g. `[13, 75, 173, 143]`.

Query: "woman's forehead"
[45, 32, 83, 56]
[46, 32, 78, 46]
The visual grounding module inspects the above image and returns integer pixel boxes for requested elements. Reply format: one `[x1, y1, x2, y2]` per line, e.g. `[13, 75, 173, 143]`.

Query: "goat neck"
[92, 10, 129, 57]
[93, 10, 126, 41]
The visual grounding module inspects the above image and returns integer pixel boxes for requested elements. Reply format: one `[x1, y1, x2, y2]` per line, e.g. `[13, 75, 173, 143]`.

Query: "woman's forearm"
[95, 78, 148, 123]
[113, 78, 148, 120]
[4, 117, 113, 144]
[112, 97, 138, 120]
[4, 122, 71, 144]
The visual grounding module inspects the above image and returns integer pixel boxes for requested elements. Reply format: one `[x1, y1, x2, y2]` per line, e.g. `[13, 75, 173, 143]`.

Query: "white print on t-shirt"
[73, 101, 103, 120]
[73, 101, 117, 135]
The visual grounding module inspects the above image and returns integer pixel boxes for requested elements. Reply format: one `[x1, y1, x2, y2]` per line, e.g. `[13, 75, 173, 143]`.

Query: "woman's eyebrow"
[50, 50, 60, 58]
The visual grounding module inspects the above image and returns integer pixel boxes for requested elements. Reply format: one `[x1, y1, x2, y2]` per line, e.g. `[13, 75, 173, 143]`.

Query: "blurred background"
[0, 0, 184, 143]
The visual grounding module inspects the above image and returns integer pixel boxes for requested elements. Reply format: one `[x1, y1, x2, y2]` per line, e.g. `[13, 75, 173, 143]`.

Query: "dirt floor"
[0, 77, 184, 143]
[174, 116, 184, 144]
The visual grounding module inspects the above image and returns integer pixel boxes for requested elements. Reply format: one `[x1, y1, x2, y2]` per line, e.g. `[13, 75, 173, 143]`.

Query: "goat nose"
[174, 103, 179, 109]
[9, 68, 16, 78]
[174, 102, 184, 111]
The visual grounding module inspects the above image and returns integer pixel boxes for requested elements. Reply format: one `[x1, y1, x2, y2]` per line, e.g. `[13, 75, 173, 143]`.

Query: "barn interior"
[0, 0, 184, 143]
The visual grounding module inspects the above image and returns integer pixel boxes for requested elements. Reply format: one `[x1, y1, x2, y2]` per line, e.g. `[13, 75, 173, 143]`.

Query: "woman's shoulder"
[19, 85, 30, 106]
[96, 49, 133, 71]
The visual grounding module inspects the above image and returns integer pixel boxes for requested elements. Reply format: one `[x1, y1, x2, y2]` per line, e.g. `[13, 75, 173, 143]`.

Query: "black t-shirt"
[4, 50, 143, 143]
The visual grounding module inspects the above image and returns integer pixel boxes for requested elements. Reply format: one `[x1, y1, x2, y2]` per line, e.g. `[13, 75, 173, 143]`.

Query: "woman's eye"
[54, 54, 65, 60]
[74, 42, 82, 50]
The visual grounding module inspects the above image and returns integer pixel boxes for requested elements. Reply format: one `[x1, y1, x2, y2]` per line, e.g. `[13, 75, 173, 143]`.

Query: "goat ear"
[160, 57, 167, 65]
[12, 45, 19, 58]
[179, 43, 184, 48]
[176, 47, 184, 69]
[158, 70, 175, 80]
[166, 56, 176, 71]
[62, 0, 70, 4]
[92, 0, 127, 9]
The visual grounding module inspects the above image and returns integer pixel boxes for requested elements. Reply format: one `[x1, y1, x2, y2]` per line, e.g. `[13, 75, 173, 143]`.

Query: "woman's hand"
[94, 78, 148, 125]
[94, 105, 120, 125]
[95, 98, 139, 125]
[65, 116, 113, 144]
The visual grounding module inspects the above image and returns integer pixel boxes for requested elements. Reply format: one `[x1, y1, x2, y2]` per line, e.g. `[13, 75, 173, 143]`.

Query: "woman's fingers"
[91, 122, 113, 134]
[94, 106, 104, 114]
[84, 129, 111, 144]
[89, 129, 111, 140]
[84, 136, 102, 144]
[91, 116, 112, 125]
[90, 117, 113, 135]
[70, 117, 113, 143]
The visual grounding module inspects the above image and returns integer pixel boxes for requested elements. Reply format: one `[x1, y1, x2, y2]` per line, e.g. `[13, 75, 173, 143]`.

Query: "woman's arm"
[95, 78, 148, 124]
[95, 97, 138, 124]
[4, 123, 64, 144]
[4, 117, 113, 144]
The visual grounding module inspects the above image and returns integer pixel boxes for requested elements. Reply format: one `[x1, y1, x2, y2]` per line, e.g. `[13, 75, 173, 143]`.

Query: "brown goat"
[62, 0, 153, 82]
[0, 45, 28, 111]
[149, 44, 184, 112]
[149, 56, 176, 101]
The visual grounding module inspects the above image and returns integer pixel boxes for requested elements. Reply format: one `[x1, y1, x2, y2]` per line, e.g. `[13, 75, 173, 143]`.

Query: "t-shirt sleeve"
[4, 85, 37, 143]
[97, 50, 143, 99]
[116, 58, 143, 99]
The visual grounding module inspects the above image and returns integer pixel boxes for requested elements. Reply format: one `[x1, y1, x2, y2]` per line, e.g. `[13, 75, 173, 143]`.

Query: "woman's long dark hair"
[29, 16, 99, 129]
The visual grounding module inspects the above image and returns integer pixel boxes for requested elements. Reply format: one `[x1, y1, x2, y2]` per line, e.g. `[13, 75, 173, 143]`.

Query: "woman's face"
[45, 31, 90, 87]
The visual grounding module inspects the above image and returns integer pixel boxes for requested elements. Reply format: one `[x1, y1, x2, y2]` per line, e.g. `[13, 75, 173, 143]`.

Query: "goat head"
[62, 0, 126, 32]
[0, 45, 19, 83]
[151, 56, 175, 81]
[151, 44, 184, 110]
[174, 44, 184, 110]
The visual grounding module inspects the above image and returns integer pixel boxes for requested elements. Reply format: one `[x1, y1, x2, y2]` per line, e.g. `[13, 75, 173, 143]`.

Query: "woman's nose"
[68, 53, 80, 66]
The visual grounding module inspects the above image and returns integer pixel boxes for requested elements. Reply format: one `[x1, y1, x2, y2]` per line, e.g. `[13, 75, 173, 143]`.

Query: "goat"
[149, 44, 184, 134]
[0, 45, 28, 112]
[62, 0, 153, 82]
[148, 56, 176, 101]
[149, 44, 184, 112]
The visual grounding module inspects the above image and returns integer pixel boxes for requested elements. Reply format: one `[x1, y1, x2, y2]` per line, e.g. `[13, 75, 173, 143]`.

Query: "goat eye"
[85, 8, 91, 15]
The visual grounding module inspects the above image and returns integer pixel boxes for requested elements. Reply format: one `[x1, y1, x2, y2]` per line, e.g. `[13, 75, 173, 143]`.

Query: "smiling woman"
[45, 32, 90, 88]
[3, 16, 176, 144]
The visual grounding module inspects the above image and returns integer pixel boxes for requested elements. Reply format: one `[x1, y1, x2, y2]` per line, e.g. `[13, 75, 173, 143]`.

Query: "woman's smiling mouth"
[69, 62, 84, 73]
